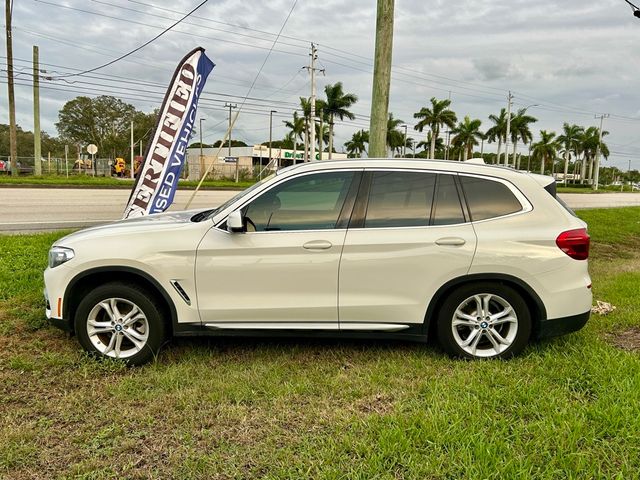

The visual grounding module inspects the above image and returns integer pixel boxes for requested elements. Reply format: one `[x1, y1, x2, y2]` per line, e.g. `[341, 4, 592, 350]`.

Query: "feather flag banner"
[123, 47, 215, 219]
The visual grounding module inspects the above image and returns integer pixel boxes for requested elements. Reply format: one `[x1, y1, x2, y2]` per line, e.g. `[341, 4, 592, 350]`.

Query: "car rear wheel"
[436, 283, 531, 359]
[74, 282, 166, 365]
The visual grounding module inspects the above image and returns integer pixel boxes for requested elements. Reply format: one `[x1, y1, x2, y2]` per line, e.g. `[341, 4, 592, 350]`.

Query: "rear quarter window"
[460, 175, 523, 221]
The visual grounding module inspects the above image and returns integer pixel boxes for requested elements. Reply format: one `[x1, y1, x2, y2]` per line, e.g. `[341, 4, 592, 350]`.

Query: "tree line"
[1, 89, 634, 185]
[268, 87, 623, 184]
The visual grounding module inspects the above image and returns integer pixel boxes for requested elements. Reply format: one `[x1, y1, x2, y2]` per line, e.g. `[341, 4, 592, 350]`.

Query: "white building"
[186, 145, 348, 181]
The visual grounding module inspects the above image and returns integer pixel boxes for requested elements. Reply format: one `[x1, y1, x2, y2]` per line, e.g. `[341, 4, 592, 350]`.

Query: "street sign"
[224, 156, 238, 163]
[87, 144, 98, 155]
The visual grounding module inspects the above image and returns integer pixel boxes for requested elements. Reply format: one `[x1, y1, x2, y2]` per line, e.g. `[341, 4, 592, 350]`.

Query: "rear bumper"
[537, 311, 590, 339]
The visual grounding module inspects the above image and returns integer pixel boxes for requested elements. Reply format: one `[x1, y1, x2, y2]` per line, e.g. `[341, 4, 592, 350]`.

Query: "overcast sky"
[3, 0, 640, 169]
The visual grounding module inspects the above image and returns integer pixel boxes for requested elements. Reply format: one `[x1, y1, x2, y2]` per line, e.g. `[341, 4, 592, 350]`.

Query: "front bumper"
[536, 311, 590, 339]
[45, 286, 73, 333]
[50, 317, 73, 333]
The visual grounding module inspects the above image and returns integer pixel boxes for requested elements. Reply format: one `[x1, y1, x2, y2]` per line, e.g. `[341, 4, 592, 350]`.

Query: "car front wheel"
[74, 282, 166, 365]
[436, 283, 531, 359]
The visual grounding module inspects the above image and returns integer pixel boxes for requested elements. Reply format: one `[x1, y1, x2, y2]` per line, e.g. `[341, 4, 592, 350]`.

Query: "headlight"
[48, 246, 75, 268]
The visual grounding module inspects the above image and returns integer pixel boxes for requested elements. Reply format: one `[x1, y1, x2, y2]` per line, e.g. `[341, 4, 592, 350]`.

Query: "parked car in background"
[44, 159, 592, 364]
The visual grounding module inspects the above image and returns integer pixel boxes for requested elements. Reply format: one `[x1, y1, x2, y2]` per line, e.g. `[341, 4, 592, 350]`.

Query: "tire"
[74, 282, 167, 365]
[436, 282, 532, 360]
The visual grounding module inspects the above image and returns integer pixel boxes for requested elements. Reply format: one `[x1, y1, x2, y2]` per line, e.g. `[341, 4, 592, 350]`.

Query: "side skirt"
[173, 323, 429, 343]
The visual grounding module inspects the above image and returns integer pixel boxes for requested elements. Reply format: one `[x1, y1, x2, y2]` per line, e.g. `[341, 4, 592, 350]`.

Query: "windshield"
[194, 173, 276, 222]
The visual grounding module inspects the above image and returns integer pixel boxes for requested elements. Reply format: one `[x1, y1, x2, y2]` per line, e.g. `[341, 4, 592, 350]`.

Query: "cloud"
[473, 59, 518, 82]
[1, 0, 638, 169]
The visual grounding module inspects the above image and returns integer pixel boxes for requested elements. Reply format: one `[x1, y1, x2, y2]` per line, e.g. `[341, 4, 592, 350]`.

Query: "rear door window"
[432, 174, 466, 225]
[364, 171, 436, 228]
[460, 175, 523, 221]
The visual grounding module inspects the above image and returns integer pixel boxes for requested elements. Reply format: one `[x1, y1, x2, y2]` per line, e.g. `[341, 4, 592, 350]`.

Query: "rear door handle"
[435, 237, 466, 246]
[303, 240, 333, 250]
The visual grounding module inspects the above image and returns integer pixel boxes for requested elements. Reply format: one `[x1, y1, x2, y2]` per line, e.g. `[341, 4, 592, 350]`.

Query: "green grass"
[0, 174, 254, 190]
[1, 208, 639, 479]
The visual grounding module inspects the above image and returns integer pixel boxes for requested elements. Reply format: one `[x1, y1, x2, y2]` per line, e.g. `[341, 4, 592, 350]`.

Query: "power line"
[88, 0, 308, 53]
[1, 59, 304, 108]
[32, 0, 307, 59]
[39, 0, 210, 79]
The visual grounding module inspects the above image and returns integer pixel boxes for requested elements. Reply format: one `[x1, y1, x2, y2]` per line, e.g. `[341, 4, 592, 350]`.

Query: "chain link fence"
[1, 156, 129, 177]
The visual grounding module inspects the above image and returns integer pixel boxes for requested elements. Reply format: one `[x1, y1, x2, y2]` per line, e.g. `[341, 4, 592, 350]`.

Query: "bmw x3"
[44, 159, 592, 364]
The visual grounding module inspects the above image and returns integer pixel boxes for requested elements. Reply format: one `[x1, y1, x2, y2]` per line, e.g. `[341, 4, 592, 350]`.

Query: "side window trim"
[453, 174, 471, 224]
[348, 170, 372, 229]
[336, 171, 364, 229]
[430, 173, 467, 226]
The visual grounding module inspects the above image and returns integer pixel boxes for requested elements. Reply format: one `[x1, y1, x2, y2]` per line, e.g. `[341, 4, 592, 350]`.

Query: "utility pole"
[5, 0, 18, 175]
[199, 117, 206, 179]
[318, 107, 324, 160]
[33, 45, 42, 175]
[504, 91, 513, 166]
[368, 0, 395, 158]
[445, 131, 450, 161]
[224, 103, 238, 182]
[269, 110, 276, 169]
[224, 103, 237, 158]
[593, 113, 609, 191]
[130, 120, 134, 178]
[403, 124, 408, 157]
[304, 44, 323, 162]
[444, 91, 451, 161]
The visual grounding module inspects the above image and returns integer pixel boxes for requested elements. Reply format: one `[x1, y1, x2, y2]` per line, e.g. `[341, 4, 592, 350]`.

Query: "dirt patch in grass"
[590, 236, 640, 262]
[604, 327, 640, 352]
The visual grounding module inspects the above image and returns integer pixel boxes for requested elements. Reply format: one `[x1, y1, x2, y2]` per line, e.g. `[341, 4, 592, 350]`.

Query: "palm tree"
[344, 129, 369, 158]
[386, 113, 405, 157]
[451, 116, 483, 161]
[413, 97, 457, 160]
[283, 111, 305, 162]
[578, 126, 609, 185]
[531, 130, 559, 175]
[323, 82, 358, 159]
[509, 109, 537, 169]
[417, 132, 444, 158]
[557, 123, 584, 183]
[486, 109, 508, 165]
[315, 121, 330, 153]
[315, 99, 328, 159]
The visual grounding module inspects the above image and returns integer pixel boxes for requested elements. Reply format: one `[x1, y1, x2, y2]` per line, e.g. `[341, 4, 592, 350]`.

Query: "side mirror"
[227, 210, 244, 233]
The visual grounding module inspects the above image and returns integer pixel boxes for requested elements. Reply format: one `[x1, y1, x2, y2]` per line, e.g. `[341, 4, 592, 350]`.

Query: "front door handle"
[303, 240, 333, 250]
[435, 237, 466, 246]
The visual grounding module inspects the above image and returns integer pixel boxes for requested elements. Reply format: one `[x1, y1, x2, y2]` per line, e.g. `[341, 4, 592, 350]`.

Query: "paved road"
[0, 188, 237, 233]
[1, 188, 639, 233]
[559, 193, 640, 209]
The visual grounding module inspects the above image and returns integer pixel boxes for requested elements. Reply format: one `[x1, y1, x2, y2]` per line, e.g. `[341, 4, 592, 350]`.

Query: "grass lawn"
[0, 174, 254, 190]
[1, 208, 639, 479]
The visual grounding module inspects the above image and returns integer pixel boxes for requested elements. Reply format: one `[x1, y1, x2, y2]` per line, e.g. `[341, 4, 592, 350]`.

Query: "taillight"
[556, 228, 590, 260]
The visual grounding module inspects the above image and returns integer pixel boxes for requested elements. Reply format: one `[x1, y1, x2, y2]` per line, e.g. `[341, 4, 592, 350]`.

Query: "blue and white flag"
[123, 47, 215, 219]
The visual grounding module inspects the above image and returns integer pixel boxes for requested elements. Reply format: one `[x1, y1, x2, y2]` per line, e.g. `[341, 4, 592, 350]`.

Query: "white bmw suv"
[44, 159, 592, 364]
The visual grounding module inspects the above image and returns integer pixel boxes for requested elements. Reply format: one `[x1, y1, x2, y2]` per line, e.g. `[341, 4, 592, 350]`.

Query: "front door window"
[243, 171, 355, 231]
